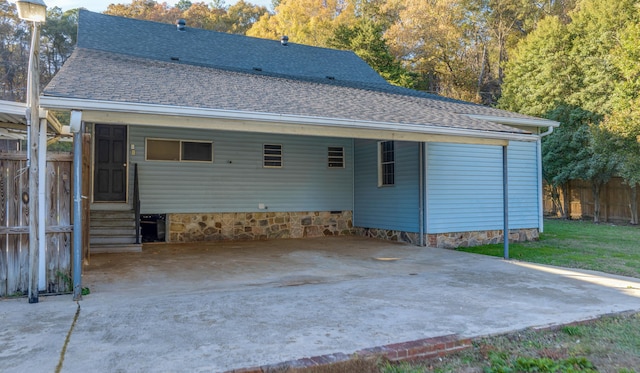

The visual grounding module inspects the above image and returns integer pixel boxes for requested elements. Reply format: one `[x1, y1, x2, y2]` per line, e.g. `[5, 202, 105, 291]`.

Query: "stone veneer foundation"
[357, 227, 539, 249]
[167, 210, 538, 249]
[427, 228, 539, 249]
[168, 211, 354, 242]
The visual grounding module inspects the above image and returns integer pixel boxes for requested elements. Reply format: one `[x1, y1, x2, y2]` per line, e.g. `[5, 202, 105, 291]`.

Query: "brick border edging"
[225, 334, 472, 373]
[225, 310, 640, 373]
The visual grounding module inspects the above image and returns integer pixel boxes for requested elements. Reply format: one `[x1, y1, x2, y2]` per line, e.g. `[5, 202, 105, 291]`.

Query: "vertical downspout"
[72, 119, 83, 301]
[351, 138, 355, 230]
[503, 144, 509, 260]
[38, 117, 47, 291]
[537, 126, 554, 233]
[418, 143, 424, 246]
[422, 142, 429, 246]
[537, 137, 544, 233]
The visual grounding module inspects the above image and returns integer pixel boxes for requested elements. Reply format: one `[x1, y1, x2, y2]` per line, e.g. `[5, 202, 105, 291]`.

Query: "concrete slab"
[2, 236, 639, 372]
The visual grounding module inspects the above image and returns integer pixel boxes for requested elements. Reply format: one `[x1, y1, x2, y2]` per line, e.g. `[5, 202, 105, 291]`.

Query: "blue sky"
[45, 0, 273, 13]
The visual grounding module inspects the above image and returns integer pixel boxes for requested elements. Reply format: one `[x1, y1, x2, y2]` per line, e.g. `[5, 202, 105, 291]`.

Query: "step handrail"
[134, 163, 141, 244]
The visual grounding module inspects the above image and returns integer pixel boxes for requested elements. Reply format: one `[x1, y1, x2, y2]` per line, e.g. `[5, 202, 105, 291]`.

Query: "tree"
[176, 0, 193, 11]
[41, 7, 78, 83]
[105, 0, 183, 24]
[105, 0, 266, 35]
[246, 0, 358, 47]
[328, 18, 413, 87]
[602, 107, 640, 224]
[0, 1, 75, 102]
[382, 0, 480, 101]
[483, 0, 539, 85]
[566, 0, 638, 115]
[542, 105, 595, 218]
[500, 0, 640, 223]
[603, 14, 640, 224]
[225, 0, 269, 34]
[499, 16, 575, 116]
[580, 125, 620, 223]
[0, 0, 28, 101]
[544, 105, 616, 223]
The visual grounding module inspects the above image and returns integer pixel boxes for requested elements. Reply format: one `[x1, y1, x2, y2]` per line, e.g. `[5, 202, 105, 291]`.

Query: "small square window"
[263, 144, 283, 167]
[378, 141, 395, 186]
[328, 146, 344, 168]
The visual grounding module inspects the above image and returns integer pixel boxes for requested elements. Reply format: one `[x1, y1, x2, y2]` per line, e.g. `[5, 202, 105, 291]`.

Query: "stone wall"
[168, 211, 353, 242]
[355, 227, 539, 249]
[427, 228, 539, 249]
[167, 210, 538, 249]
[354, 228, 421, 245]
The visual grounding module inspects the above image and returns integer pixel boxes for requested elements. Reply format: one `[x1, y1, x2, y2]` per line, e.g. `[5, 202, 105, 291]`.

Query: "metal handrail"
[134, 163, 141, 244]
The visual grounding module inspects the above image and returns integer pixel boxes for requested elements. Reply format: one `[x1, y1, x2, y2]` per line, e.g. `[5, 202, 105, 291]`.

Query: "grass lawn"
[458, 219, 640, 278]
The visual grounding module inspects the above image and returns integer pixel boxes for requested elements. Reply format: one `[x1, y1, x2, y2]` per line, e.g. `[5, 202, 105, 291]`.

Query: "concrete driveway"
[2, 236, 639, 372]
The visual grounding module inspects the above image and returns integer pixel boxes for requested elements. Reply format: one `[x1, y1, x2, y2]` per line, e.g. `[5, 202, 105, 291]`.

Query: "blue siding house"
[41, 11, 558, 252]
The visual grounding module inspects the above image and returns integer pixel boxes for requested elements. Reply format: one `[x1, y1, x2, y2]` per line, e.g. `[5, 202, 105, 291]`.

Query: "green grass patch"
[458, 219, 640, 278]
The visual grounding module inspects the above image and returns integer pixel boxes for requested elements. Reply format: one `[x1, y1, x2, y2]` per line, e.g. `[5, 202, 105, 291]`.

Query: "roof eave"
[465, 114, 560, 128]
[40, 96, 541, 145]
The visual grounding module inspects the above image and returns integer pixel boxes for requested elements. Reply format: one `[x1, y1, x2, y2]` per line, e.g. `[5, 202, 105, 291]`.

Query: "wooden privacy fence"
[544, 177, 640, 223]
[0, 152, 73, 297]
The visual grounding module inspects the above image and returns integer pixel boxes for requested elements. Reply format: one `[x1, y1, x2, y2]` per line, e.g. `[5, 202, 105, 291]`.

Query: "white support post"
[27, 21, 41, 304]
[38, 116, 47, 291]
[70, 110, 83, 301]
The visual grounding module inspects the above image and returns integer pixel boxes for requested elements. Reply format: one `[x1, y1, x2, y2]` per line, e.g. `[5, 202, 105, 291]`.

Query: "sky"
[44, 0, 273, 13]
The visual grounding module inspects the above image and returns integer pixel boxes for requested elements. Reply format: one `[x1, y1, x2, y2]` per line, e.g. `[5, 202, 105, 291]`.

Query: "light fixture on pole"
[16, 0, 46, 22]
[16, 0, 46, 304]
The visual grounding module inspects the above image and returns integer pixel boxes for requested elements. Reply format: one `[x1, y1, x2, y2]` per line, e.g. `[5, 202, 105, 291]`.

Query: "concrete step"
[90, 219, 136, 228]
[90, 227, 137, 236]
[90, 209, 139, 247]
[90, 210, 136, 220]
[90, 243, 142, 254]
[90, 235, 138, 245]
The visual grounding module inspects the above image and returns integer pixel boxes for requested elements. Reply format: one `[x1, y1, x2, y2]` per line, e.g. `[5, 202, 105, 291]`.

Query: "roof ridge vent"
[280, 35, 288, 46]
[176, 19, 186, 31]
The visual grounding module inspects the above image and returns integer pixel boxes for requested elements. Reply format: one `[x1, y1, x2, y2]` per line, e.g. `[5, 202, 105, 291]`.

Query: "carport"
[4, 236, 640, 372]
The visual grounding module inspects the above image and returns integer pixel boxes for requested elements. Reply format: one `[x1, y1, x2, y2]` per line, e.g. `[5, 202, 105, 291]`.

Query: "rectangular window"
[263, 144, 283, 168]
[328, 146, 345, 168]
[378, 141, 395, 186]
[146, 138, 212, 162]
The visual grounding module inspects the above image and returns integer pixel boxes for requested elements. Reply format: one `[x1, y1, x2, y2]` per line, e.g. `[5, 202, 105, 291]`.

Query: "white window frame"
[328, 146, 345, 168]
[263, 144, 283, 168]
[378, 141, 395, 186]
[145, 138, 213, 163]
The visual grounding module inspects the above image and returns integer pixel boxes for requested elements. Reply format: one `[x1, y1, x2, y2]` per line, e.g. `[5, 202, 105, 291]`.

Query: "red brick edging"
[226, 334, 472, 373]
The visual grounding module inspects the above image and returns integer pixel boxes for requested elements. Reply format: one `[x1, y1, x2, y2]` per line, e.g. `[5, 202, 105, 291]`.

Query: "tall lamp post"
[16, 0, 47, 304]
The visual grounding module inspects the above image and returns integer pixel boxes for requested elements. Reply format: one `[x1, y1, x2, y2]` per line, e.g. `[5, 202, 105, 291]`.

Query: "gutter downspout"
[418, 143, 424, 246]
[503, 145, 509, 259]
[70, 111, 83, 301]
[537, 126, 555, 234]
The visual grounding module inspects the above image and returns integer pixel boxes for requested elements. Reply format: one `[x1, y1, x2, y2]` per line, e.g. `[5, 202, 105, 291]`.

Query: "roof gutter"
[0, 100, 27, 116]
[40, 97, 541, 144]
[465, 114, 560, 129]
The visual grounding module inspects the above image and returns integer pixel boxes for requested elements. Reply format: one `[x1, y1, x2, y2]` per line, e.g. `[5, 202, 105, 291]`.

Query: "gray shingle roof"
[44, 48, 525, 134]
[43, 10, 554, 136]
[77, 10, 387, 85]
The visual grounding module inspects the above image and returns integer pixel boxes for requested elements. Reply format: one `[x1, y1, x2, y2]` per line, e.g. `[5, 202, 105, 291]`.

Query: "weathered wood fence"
[544, 177, 640, 223]
[0, 152, 73, 297]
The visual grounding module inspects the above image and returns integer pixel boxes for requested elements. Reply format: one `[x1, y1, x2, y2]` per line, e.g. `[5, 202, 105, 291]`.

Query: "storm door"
[93, 124, 127, 202]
